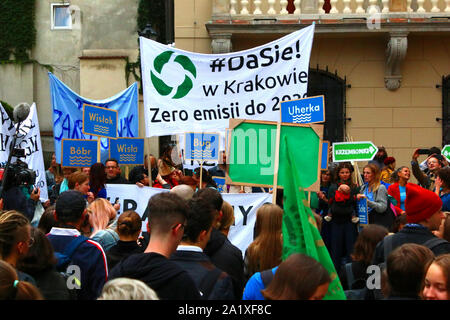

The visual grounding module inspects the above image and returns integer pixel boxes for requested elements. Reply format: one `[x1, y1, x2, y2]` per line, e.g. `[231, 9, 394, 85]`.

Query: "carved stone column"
[211, 34, 233, 54]
[385, 32, 408, 90]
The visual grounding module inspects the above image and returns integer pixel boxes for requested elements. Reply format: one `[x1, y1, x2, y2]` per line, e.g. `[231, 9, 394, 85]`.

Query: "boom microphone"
[13, 102, 30, 123]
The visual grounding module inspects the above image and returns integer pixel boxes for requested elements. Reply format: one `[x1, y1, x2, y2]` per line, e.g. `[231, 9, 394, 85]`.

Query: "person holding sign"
[327, 162, 359, 271]
[357, 164, 393, 230]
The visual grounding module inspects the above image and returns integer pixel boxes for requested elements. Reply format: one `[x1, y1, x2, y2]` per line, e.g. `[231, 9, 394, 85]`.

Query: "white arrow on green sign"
[442, 145, 450, 161]
[332, 141, 378, 162]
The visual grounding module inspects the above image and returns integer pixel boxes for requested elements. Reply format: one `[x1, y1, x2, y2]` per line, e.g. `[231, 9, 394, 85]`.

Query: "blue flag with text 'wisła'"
[280, 134, 346, 300]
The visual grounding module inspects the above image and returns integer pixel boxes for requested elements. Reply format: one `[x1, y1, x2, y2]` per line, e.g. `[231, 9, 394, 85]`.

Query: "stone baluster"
[294, 0, 301, 14]
[343, 0, 352, 13]
[253, 0, 262, 14]
[230, 0, 237, 14]
[416, 0, 426, 12]
[445, 0, 450, 12]
[330, 0, 339, 13]
[268, 0, 276, 14]
[407, 0, 413, 12]
[280, 0, 289, 14]
[318, 0, 325, 13]
[367, 0, 379, 13]
[382, 0, 389, 12]
[430, 0, 440, 12]
[355, 0, 365, 13]
[240, 0, 249, 14]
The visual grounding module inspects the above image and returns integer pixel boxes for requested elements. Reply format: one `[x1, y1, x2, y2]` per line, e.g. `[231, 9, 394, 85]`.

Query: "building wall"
[174, 1, 450, 179]
[0, 0, 161, 159]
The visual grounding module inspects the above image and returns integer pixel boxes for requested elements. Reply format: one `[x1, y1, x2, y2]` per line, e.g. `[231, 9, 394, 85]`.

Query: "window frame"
[50, 3, 72, 30]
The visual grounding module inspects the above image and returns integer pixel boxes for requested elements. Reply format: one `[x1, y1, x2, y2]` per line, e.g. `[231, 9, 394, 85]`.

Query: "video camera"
[0, 149, 36, 188]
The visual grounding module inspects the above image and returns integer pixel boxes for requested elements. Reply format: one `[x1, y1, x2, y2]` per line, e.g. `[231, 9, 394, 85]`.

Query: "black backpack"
[343, 263, 366, 300]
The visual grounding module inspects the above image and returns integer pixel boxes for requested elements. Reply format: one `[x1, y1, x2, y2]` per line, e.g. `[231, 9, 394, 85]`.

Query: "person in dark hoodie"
[107, 192, 201, 300]
[194, 188, 245, 299]
[170, 196, 235, 300]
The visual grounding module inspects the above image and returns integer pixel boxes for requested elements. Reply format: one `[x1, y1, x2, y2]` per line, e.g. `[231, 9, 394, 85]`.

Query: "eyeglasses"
[172, 222, 186, 230]
[105, 166, 118, 169]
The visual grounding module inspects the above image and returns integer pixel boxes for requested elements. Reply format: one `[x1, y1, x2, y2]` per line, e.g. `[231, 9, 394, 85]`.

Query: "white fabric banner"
[105, 184, 272, 255]
[140, 24, 315, 137]
[0, 103, 48, 201]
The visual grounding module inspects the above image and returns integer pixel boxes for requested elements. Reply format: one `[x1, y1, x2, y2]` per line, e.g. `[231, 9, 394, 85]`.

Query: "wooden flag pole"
[272, 120, 281, 204]
[97, 137, 101, 163]
[199, 160, 204, 189]
[146, 138, 153, 187]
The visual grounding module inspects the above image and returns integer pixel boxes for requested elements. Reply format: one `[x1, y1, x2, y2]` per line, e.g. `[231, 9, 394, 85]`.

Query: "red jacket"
[387, 182, 414, 216]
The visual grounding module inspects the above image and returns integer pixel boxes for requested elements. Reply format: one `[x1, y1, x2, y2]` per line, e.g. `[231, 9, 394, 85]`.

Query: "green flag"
[280, 135, 346, 300]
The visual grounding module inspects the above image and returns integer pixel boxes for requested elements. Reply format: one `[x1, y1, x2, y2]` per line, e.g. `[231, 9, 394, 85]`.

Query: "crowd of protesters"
[0, 145, 450, 301]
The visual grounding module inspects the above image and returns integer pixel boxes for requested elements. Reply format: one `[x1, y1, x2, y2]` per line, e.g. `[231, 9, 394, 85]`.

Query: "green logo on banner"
[150, 51, 197, 99]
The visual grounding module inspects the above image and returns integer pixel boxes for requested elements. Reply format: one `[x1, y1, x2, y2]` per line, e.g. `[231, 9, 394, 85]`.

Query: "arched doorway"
[307, 68, 348, 143]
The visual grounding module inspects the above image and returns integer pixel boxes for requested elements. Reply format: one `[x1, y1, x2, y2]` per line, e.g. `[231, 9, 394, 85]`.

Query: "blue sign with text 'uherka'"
[281, 95, 325, 124]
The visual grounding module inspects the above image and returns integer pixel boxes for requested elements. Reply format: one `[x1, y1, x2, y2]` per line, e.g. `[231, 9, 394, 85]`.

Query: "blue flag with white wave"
[49, 72, 138, 164]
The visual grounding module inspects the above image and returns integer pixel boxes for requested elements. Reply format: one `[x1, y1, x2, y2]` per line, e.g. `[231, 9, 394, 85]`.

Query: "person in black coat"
[372, 184, 450, 266]
[170, 197, 234, 299]
[108, 193, 201, 300]
[194, 188, 245, 299]
[104, 159, 129, 184]
[106, 211, 144, 271]
[17, 227, 71, 300]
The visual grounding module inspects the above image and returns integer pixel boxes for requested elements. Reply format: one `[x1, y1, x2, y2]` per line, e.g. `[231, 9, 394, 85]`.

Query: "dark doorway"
[307, 68, 347, 143]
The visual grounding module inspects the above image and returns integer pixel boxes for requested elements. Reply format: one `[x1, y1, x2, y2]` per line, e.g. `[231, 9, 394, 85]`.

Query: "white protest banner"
[105, 184, 271, 255]
[140, 24, 315, 136]
[224, 192, 272, 256]
[0, 103, 48, 201]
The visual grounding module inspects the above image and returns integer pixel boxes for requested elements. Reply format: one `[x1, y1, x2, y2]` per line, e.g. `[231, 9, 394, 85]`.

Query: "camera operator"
[1, 159, 40, 221]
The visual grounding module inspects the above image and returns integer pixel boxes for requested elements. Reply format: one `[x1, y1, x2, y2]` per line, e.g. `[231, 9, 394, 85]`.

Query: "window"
[51, 3, 72, 30]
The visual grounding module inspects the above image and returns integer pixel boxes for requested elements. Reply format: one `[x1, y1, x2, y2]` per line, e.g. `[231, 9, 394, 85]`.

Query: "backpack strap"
[344, 263, 355, 289]
[422, 237, 449, 251]
[63, 235, 89, 259]
[260, 268, 275, 288]
[383, 234, 394, 263]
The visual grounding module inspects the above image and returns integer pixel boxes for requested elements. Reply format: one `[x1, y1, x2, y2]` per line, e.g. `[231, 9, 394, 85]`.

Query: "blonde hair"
[98, 278, 159, 300]
[87, 198, 117, 237]
[364, 164, 382, 193]
[218, 201, 234, 235]
[246, 204, 283, 276]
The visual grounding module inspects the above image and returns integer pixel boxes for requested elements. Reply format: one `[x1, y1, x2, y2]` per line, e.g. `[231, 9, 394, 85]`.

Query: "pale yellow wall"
[176, 4, 450, 181]
[174, 0, 212, 53]
[80, 58, 127, 99]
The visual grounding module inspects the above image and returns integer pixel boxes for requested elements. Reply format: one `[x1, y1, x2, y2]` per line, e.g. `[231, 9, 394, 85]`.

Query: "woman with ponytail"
[105, 211, 144, 271]
[0, 260, 43, 300]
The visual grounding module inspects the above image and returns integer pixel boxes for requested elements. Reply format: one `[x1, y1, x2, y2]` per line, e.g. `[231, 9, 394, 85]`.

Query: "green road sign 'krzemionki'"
[332, 141, 378, 162]
[442, 145, 450, 162]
